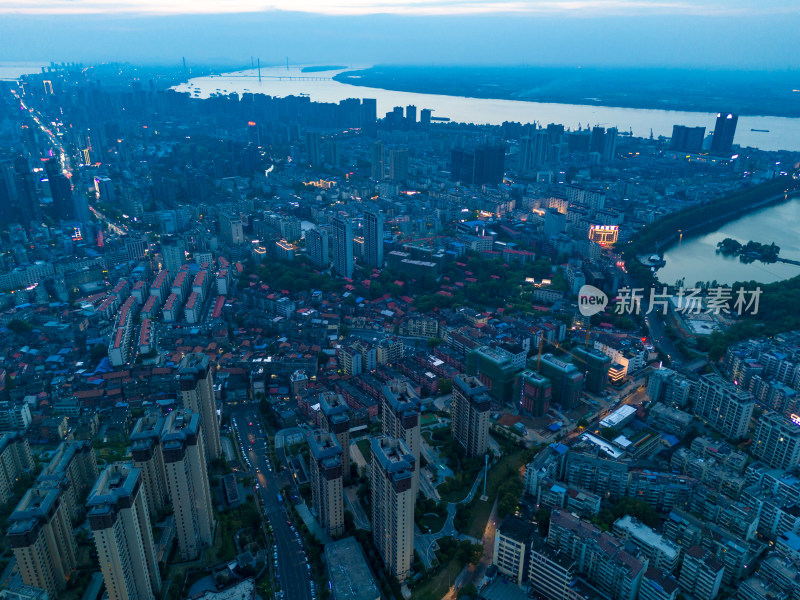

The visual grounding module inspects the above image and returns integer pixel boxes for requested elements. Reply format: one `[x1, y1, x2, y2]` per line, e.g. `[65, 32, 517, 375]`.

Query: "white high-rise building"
[451, 375, 491, 458]
[8, 486, 77, 599]
[381, 380, 422, 498]
[370, 435, 415, 582]
[130, 414, 169, 516]
[87, 463, 161, 600]
[179, 353, 221, 461]
[307, 430, 345, 538]
[319, 392, 351, 477]
[161, 410, 215, 560]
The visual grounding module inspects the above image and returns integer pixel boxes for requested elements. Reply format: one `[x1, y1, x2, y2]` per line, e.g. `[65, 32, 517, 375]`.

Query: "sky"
[0, 1, 798, 68]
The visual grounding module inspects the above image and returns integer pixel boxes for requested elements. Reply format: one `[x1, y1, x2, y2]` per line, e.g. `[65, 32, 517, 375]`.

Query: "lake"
[658, 197, 800, 286]
[173, 65, 800, 152]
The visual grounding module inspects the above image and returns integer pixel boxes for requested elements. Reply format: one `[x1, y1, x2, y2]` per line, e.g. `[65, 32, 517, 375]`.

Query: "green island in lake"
[717, 238, 781, 263]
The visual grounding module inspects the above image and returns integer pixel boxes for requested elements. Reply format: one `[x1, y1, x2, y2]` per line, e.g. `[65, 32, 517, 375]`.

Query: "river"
[0, 62, 47, 81]
[657, 197, 800, 286]
[172, 65, 800, 152]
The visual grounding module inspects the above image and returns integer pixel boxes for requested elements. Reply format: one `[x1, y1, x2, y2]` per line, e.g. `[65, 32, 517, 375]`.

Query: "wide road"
[230, 406, 311, 600]
[644, 310, 682, 366]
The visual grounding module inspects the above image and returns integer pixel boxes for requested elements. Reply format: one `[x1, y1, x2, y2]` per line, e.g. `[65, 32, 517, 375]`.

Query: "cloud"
[2, 0, 797, 16]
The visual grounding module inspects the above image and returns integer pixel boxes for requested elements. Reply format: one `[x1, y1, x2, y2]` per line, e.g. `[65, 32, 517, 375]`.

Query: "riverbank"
[173, 65, 800, 151]
[333, 65, 800, 119]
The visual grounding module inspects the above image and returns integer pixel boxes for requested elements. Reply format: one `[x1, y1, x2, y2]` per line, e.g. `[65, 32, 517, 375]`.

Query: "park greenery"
[717, 238, 780, 263]
[592, 497, 660, 531]
[6, 319, 33, 334]
[497, 477, 524, 519]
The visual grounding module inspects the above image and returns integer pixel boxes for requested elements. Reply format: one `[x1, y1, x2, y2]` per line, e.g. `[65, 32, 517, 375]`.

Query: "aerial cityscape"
[0, 3, 799, 600]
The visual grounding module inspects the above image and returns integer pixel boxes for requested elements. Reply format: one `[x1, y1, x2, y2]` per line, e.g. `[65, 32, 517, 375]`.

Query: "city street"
[229, 406, 311, 600]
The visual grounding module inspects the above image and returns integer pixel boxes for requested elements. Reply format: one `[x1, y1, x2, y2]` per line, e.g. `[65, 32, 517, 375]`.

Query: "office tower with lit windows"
[94, 175, 115, 202]
[381, 380, 422, 498]
[160, 409, 215, 561]
[178, 353, 221, 461]
[363, 208, 384, 268]
[711, 112, 738, 154]
[87, 463, 161, 600]
[370, 435, 416, 582]
[332, 216, 354, 278]
[7, 487, 77, 599]
[319, 391, 351, 476]
[130, 413, 169, 515]
[451, 375, 491, 458]
[308, 430, 345, 538]
[306, 226, 329, 268]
